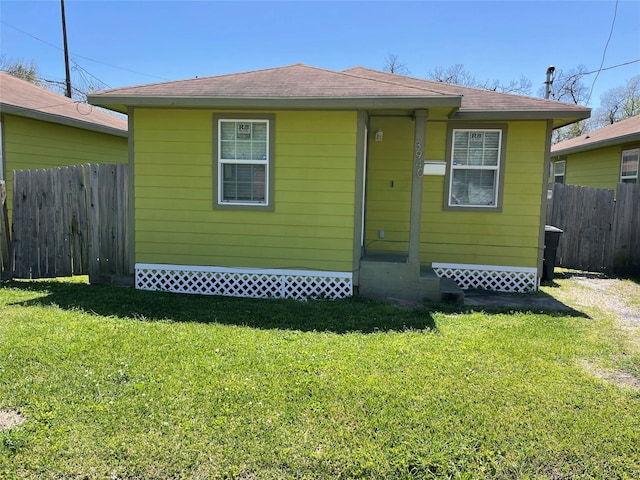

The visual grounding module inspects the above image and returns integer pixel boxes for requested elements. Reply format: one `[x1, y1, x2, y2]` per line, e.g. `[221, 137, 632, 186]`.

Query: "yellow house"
[89, 64, 589, 302]
[0, 71, 128, 215]
[550, 115, 640, 189]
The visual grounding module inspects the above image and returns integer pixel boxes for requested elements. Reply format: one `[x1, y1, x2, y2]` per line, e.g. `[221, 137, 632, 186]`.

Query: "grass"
[1, 277, 639, 479]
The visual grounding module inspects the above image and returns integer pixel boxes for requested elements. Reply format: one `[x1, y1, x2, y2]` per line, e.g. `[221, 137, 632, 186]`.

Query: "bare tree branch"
[383, 53, 410, 75]
[428, 64, 532, 95]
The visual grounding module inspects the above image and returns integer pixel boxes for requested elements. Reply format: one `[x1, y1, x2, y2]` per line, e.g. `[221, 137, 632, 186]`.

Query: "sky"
[1, 0, 639, 110]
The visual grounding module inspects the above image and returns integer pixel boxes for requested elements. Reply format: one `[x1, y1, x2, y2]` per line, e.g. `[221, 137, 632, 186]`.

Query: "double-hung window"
[213, 114, 274, 210]
[447, 127, 505, 209]
[621, 148, 639, 183]
[553, 159, 566, 184]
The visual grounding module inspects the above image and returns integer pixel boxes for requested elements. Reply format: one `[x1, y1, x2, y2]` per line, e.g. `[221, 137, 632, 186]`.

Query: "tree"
[382, 53, 410, 75]
[592, 75, 640, 128]
[539, 65, 589, 105]
[0, 56, 41, 86]
[535, 66, 591, 144]
[0, 56, 106, 103]
[428, 64, 532, 95]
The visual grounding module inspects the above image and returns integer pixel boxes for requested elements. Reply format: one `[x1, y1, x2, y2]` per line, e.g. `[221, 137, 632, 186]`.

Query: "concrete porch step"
[358, 255, 465, 305]
[420, 266, 465, 305]
[438, 277, 465, 305]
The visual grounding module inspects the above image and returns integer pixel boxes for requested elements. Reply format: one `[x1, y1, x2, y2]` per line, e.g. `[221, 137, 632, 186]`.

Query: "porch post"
[408, 109, 428, 264]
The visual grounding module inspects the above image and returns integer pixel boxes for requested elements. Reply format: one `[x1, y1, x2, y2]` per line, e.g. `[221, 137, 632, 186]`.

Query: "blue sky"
[1, 0, 639, 108]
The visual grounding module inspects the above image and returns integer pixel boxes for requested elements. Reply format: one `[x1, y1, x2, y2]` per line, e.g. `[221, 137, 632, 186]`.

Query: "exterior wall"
[421, 121, 546, 268]
[2, 113, 127, 214]
[559, 144, 626, 190]
[365, 119, 547, 269]
[133, 109, 357, 272]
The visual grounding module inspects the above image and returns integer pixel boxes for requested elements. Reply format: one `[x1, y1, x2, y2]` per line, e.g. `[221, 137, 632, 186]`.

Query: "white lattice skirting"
[432, 263, 538, 293]
[135, 264, 353, 300]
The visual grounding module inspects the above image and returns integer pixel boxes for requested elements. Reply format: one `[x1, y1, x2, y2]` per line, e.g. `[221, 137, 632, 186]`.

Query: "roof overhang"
[87, 94, 464, 114]
[450, 109, 591, 129]
[551, 132, 640, 156]
[0, 103, 128, 138]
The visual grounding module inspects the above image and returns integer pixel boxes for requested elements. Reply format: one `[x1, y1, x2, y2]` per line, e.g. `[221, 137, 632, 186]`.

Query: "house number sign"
[415, 140, 424, 177]
[237, 122, 251, 139]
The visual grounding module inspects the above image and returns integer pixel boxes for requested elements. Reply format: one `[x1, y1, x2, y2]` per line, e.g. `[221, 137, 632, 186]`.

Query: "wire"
[583, 59, 640, 76]
[586, 0, 619, 105]
[71, 59, 111, 89]
[1, 20, 168, 81]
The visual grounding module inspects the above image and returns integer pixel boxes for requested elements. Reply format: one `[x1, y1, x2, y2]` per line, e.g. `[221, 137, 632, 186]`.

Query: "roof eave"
[0, 103, 128, 137]
[87, 94, 463, 112]
[450, 109, 591, 128]
[551, 132, 640, 156]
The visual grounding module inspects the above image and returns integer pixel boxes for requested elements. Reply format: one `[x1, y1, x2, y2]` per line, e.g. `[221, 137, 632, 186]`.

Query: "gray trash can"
[543, 225, 563, 281]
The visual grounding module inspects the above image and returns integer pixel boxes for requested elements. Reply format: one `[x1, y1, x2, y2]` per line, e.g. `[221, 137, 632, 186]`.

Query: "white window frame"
[447, 128, 503, 209]
[620, 148, 639, 183]
[214, 115, 274, 210]
[553, 159, 566, 184]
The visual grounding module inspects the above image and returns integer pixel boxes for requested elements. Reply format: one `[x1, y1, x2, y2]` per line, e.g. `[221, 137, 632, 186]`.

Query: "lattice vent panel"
[136, 265, 353, 300]
[433, 265, 537, 293]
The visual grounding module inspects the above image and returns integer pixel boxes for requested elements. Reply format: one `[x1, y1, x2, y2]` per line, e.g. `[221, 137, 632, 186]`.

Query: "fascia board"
[450, 110, 591, 126]
[87, 94, 464, 111]
[0, 103, 128, 137]
[550, 132, 640, 156]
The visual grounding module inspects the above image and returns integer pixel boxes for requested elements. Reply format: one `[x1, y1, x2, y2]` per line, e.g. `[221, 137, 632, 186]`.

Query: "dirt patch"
[580, 360, 640, 391]
[554, 273, 640, 390]
[0, 409, 27, 430]
[549, 272, 640, 349]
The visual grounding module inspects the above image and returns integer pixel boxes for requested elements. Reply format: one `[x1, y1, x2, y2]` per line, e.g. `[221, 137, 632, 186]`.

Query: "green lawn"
[1, 278, 639, 479]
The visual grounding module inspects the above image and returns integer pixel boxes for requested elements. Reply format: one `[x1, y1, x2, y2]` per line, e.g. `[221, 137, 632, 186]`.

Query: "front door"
[364, 116, 414, 255]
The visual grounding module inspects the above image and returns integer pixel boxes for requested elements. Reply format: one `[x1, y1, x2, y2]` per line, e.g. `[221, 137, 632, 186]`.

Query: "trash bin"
[543, 225, 563, 281]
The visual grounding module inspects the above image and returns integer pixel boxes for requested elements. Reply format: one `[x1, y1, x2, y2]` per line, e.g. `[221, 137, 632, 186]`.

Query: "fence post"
[0, 181, 12, 280]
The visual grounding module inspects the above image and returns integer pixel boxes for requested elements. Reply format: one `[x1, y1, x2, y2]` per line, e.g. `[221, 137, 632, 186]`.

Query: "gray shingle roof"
[92, 64, 460, 98]
[551, 115, 640, 155]
[88, 64, 590, 127]
[0, 71, 127, 135]
[344, 67, 589, 114]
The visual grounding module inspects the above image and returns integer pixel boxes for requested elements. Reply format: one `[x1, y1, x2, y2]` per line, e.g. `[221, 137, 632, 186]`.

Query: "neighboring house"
[550, 115, 640, 189]
[88, 64, 589, 302]
[0, 71, 128, 214]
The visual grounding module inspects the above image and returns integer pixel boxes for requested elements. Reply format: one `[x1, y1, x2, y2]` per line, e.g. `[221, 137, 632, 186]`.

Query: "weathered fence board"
[0, 181, 11, 280]
[610, 182, 640, 275]
[547, 182, 640, 275]
[11, 163, 131, 283]
[87, 163, 131, 284]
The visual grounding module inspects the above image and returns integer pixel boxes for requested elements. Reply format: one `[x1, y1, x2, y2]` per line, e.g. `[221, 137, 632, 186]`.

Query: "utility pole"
[60, 0, 72, 98]
[544, 65, 555, 100]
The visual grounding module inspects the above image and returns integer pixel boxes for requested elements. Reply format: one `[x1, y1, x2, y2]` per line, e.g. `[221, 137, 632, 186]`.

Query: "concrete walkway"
[463, 289, 573, 311]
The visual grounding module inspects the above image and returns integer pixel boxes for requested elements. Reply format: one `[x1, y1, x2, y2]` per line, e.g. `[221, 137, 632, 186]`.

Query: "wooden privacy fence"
[10, 163, 132, 284]
[547, 182, 640, 275]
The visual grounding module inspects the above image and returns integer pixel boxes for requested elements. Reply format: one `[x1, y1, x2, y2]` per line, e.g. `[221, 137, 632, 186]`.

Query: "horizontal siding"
[365, 120, 546, 268]
[134, 109, 357, 272]
[2, 114, 127, 215]
[564, 145, 621, 190]
[420, 121, 546, 267]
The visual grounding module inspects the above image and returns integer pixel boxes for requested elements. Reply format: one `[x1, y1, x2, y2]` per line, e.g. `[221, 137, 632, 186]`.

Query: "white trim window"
[553, 159, 566, 184]
[621, 148, 639, 183]
[449, 129, 501, 207]
[218, 118, 269, 205]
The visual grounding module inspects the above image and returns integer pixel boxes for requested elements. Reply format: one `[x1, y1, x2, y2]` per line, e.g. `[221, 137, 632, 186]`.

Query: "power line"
[557, 59, 640, 87]
[586, 0, 619, 105]
[1, 20, 168, 81]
